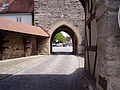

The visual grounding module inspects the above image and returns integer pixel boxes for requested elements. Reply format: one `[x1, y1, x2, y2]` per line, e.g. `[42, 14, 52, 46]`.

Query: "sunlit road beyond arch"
[0, 55, 87, 90]
[52, 47, 73, 55]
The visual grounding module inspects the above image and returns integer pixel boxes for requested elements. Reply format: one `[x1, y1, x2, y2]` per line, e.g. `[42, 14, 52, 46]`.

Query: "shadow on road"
[0, 68, 88, 90]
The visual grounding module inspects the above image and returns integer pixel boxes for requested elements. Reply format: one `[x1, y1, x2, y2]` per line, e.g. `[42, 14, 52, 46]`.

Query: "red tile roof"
[0, 17, 49, 37]
[0, 0, 33, 13]
[0, 0, 9, 3]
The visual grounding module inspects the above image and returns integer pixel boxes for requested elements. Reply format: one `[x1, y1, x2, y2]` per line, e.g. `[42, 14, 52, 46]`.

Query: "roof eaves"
[0, 29, 49, 38]
[0, 17, 49, 37]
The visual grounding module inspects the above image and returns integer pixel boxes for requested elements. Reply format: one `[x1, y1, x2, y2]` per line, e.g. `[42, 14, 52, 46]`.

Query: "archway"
[50, 23, 81, 55]
[52, 31, 73, 54]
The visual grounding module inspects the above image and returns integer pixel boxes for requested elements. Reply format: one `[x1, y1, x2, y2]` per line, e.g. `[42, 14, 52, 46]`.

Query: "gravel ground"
[0, 55, 87, 90]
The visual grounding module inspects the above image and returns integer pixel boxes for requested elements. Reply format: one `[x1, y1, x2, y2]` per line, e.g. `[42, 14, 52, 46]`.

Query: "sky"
[61, 31, 70, 37]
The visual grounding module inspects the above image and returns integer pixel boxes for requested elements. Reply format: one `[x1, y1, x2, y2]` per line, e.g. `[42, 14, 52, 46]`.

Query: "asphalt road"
[0, 55, 87, 90]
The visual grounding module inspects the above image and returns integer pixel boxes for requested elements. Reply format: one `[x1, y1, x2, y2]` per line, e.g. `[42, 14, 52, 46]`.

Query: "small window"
[2, 3, 9, 8]
[62, 0, 65, 5]
[16, 17, 18, 22]
[16, 17, 22, 23]
[19, 18, 21, 22]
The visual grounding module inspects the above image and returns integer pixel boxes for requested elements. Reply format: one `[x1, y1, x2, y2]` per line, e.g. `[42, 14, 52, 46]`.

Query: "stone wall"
[38, 38, 49, 55]
[0, 33, 43, 60]
[2, 33, 24, 60]
[85, 0, 120, 90]
[95, 0, 120, 90]
[24, 36, 33, 57]
[34, 0, 85, 54]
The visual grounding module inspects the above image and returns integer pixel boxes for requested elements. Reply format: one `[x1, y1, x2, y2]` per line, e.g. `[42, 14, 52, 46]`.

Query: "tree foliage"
[53, 32, 66, 43]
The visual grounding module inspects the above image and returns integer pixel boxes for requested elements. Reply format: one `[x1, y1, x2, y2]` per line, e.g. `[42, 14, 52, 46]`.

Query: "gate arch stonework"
[49, 21, 83, 54]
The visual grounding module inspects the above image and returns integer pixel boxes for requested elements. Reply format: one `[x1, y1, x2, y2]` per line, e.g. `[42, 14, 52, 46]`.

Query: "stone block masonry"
[34, 0, 85, 54]
[84, 0, 120, 90]
[0, 32, 44, 60]
[34, 0, 85, 33]
[1, 33, 24, 60]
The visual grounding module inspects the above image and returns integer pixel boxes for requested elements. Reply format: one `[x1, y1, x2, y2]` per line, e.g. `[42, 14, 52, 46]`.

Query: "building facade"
[0, 0, 33, 25]
[80, 0, 120, 90]
[0, 17, 49, 60]
[0, 13, 33, 25]
[34, 0, 85, 54]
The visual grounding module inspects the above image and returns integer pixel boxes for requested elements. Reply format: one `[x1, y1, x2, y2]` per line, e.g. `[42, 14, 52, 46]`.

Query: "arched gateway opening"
[52, 31, 73, 54]
[50, 22, 82, 55]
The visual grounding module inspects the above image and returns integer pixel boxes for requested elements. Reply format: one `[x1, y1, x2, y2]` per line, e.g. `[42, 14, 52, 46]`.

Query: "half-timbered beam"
[85, 46, 97, 51]
[85, 12, 96, 26]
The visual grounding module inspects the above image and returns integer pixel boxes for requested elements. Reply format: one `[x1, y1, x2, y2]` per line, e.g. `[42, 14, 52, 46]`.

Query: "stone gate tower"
[34, 0, 85, 54]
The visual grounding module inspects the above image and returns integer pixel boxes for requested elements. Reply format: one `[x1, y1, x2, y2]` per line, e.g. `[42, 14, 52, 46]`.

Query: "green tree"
[53, 32, 66, 43]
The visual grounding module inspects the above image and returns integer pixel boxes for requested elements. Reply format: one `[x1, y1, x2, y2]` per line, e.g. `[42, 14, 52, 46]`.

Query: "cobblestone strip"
[68, 55, 88, 90]
[0, 55, 49, 80]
